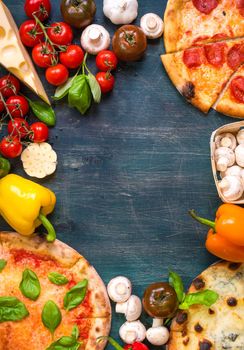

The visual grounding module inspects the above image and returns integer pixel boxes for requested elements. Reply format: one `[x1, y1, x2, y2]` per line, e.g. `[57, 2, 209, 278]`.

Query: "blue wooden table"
[1, 0, 233, 348]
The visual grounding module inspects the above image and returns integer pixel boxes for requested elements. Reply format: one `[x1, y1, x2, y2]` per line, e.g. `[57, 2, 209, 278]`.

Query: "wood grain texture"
[0, 0, 235, 348]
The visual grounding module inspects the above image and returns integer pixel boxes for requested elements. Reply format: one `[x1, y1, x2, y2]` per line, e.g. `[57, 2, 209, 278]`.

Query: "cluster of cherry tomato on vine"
[0, 75, 49, 159]
[20, 0, 118, 94]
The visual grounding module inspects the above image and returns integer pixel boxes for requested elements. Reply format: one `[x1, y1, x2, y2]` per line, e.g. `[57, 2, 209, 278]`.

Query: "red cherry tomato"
[6, 96, 29, 118]
[0, 75, 20, 98]
[19, 20, 44, 47]
[0, 136, 23, 158]
[0, 101, 5, 113]
[96, 72, 115, 93]
[45, 64, 69, 86]
[24, 0, 51, 21]
[96, 50, 118, 72]
[32, 43, 57, 68]
[7, 118, 30, 139]
[124, 342, 149, 350]
[30, 122, 49, 142]
[59, 45, 84, 69]
[47, 22, 73, 46]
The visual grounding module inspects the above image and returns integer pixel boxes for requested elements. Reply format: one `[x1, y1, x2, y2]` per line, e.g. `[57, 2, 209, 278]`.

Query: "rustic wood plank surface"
[1, 0, 234, 348]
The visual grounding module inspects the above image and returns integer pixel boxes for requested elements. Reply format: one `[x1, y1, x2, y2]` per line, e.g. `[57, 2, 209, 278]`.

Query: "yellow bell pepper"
[0, 174, 56, 242]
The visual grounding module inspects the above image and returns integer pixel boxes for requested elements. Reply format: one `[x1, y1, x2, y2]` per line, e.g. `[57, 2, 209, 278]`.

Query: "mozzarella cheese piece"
[0, 1, 50, 105]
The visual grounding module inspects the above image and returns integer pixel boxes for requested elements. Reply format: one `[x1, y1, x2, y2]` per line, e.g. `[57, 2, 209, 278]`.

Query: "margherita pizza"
[168, 261, 244, 350]
[0, 232, 111, 350]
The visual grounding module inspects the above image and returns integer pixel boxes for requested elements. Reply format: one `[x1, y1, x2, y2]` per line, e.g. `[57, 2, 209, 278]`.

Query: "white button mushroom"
[219, 175, 244, 201]
[80, 24, 110, 55]
[237, 129, 244, 144]
[215, 133, 237, 150]
[214, 147, 235, 172]
[235, 144, 244, 167]
[103, 0, 138, 25]
[140, 13, 164, 39]
[220, 165, 243, 179]
[116, 295, 142, 321]
[146, 318, 169, 346]
[107, 276, 132, 303]
[119, 321, 146, 344]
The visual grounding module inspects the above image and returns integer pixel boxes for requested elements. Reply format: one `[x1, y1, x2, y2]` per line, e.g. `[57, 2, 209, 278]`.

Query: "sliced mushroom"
[140, 13, 164, 39]
[219, 175, 244, 201]
[215, 133, 237, 150]
[116, 295, 142, 321]
[80, 24, 110, 55]
[119, 320, 146, 344]
[146, 318, 169, 346]
[107, 276, 132, 303]
[214, 147, 235, 172]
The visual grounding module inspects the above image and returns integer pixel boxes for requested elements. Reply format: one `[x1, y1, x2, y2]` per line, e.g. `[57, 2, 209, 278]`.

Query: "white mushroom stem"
[119, 321, 146, 344]
[219, 176, 244, 201]
[116, 295, 142, 321]
[107, 276, 132, 303]
[215, 133, 237, 150]
[140, 13, 164, 39]
[80, 24, 110, 55]
[214, 147, 235, 172]
[146, 318, 170, 346]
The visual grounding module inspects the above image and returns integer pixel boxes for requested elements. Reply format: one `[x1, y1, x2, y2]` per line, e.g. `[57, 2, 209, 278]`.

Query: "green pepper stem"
[38, 213, 56, 242]
[96, 336, 124, 350]
[189, 210, 216, 230]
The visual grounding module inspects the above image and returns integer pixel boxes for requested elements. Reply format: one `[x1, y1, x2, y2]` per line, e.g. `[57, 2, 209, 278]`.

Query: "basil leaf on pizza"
[0, 259, 7, 272]
[46, 333, 81, 349]
[42, 300, 62, 335]
[179, 289, 219, 310]
[169, 271, 185, 303]
[0, 296, 29, 322]
[71, 325, 80, 340]
[19, 269, 41, 301]
[48, 272, 69, 285]
[64, 279, 88, 311]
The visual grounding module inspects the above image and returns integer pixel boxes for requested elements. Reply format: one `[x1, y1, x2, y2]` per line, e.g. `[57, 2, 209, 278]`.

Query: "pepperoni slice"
[236, 0, 244, 15]
[193, 35, 210, 45]
[192, 0, 218, 14]
[183, 47, 204, 68]
[230, 76, 244, 103]
[227, 44, 244, 70]
[204, 42, 227, 67]
[212, 33, 229, 40]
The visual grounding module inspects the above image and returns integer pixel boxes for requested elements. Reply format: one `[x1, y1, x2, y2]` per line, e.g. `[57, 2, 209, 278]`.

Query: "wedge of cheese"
[0, 1, 50, 105]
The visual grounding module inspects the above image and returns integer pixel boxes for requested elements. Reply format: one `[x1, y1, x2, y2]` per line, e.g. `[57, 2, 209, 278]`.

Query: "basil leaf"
[46, 336, 81, 350]
[87, 73, 101, 103]
[48, 272, 69, 286]
[169, 271, 185, 303]
[42, 300, 62, 335]
[179, 290, 219, 310]
[29, 100, 56, 126]
[19, 269, 41, 301]
[71, 325, 79, 340]
[0, 259, 7, 272]
[53, 77, 75, 101]
[0, 296, 29, 322]
[64, 279, 88, 311]
[68, 75, 92, 115]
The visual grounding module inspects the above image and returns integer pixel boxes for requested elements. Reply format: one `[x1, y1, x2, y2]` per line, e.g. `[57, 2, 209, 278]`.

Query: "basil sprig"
[64, 279, 88, 311]
[19, 269, 41, 301]
[0, 259, 7, 272]
[169, 271, 185, 303]
[42, 300, 62, 335]
[25, 96, 56, 126]
[0, 296, 29, 322]
[46, 325, 81, 350]
[48, 272, 69, 286]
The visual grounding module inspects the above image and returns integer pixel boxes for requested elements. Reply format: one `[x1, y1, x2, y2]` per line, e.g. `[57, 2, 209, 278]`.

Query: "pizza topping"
[0, 259, 7, 272]
[46, 326, 81, 350]
[208, 308, 215, 314]
[183, 48, 204, 68]
[64, 279, 88, 311]
[107, 276, 132, 303]
[176, 311, 188, 324]
[183, 337, 190, 345]
[42, 300, 62, 335]
[228, 262, 242, 270]
[236, 0, 244, 16]
[181, 82, 195, 100]
[227, 44, 244, 70]
[230, 76, 244, 103]
[199, 339, 212, 350]
[192, 35, 210, 46]
[194, 323, 203, 332]
[204, 43, 227, 67]
[212, 33, 229, 40]
[192, 277, 205, 290]
[179, 290, 219, 310]
[227, 297, 238, 307]
[48, 272, 69, 285]
[192, 0, 218, 14]
[0, 296, 29, 322]
[19, 268, 41, 301]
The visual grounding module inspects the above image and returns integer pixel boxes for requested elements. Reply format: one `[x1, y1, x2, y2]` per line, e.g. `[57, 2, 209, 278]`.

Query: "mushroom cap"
[140, 13, 164, 39]
[116, 295, 142, 321]
[220, 165, 242, 179]
[237, 129, 244, 145]
[214, 147, 235, 172]
[80, 24, 110, 55]
[107, 276, 132, 303]
[219, 175, 244, 201]
[146, 326, 169, 346]
[235, 144, 244, 167]
[215, 133, 237, 150]
[119, 321, 146, 344]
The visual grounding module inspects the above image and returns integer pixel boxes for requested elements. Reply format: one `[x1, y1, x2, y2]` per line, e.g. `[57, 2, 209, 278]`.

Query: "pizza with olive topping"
[168, 261, 244, 350]
[0, 232, 111, 350]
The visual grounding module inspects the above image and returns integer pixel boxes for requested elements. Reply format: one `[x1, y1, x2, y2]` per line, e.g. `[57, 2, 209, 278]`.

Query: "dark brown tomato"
[192, 0, 218, 14]
[183, 47, 204, 68]
[143, 282, 178, 318]
[204, 42, 227, 67]
[112, 25, 147, 62]
[227, 44, 244, 70]
[230, 76, 244, 103]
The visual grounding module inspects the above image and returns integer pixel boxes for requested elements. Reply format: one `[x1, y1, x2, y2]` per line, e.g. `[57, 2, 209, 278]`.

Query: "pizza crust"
[164, 0, 185, 53]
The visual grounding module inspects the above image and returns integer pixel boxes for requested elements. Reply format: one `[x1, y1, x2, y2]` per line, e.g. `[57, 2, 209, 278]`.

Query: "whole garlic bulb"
[103, 0, 138, 25]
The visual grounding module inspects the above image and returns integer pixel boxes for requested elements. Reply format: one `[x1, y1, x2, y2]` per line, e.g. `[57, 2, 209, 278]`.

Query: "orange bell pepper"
[189, 204, 244, 263]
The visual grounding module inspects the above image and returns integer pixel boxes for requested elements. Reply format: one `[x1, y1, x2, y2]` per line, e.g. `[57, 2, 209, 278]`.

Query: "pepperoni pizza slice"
[164, 0, 244, 53]
[214, 65, 244, 118]
[161, 40, 244, 113]
[0, 232, 111, 350]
